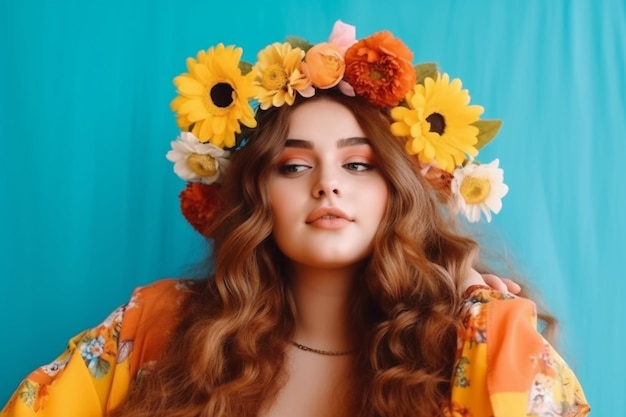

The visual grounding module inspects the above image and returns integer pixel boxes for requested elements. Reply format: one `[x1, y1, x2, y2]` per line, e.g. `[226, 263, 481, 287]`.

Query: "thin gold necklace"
[291, 341, 355, 356]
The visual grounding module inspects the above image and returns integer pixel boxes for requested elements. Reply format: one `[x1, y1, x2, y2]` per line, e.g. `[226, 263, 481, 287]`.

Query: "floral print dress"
[1, 280, 590, 417]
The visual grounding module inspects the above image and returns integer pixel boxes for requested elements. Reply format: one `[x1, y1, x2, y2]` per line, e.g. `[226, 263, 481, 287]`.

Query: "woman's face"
[268, 98, 389, 270]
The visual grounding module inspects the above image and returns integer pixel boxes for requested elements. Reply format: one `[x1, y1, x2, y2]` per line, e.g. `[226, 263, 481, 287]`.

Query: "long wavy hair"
[109, 90, 498, 417]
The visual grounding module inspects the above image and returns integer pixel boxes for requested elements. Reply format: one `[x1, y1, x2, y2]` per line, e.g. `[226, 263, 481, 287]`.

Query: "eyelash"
[277, 161, 375, 175]
[278, 164, 311, 174]
[343, 162, 374, 172]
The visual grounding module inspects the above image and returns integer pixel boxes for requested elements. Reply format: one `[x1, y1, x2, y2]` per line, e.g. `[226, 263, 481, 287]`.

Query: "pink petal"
[328, 20, 357, 54]
[298, 85, 316, 98]
[337, 80, 355, 96]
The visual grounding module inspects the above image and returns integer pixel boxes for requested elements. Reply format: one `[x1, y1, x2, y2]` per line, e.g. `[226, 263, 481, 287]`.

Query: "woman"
[2, 21, 589, 417]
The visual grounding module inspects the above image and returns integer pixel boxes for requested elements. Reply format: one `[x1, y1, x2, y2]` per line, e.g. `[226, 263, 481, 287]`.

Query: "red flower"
[179, 182, 221, 237]
[343, 31, 416, 107]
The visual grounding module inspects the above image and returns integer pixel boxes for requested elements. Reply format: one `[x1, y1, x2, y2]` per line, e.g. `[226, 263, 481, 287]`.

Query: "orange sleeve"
[450, 286, 590, 417]
[1, 279, 192, 417]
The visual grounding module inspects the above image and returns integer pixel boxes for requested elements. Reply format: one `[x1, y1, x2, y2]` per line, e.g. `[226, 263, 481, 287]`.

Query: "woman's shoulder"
[123, 277, 196, 318]
[130, 277, 196, 299]
[452, 286, 590, 417]
[0, 278, 201, 416]
[118, 278, 197, 365]
[115, 278, 195, 336]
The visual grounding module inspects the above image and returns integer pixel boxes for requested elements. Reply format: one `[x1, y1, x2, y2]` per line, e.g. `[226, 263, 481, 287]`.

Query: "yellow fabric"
[1, 281, 590, 417]
[450, 287, 590, 417]
[1, 279, 189, 417]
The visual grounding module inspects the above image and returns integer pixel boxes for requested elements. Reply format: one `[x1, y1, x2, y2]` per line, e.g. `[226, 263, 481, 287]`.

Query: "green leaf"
[285, 36, 314, 52]
[472, 119, 503, 150]
[238, 60, 253, 75]
[415, 62, 439, 85]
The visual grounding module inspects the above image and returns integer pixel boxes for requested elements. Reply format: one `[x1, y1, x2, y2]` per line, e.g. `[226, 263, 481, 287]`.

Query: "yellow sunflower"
[170, 44, 257, 148]
[253, 42, 315, 110]
[390, 73, 484, 172]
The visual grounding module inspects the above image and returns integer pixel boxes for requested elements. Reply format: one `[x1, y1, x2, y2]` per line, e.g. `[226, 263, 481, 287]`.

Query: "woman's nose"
[312, 169, 341, 198]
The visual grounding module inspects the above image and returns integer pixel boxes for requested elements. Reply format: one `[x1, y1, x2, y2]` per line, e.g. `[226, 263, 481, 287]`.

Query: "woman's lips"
[306, 207, 352, 229]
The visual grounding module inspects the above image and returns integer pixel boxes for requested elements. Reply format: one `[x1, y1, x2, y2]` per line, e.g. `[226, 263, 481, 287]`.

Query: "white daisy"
[451, 158, 509, 223]
[166, 131, 230, 184]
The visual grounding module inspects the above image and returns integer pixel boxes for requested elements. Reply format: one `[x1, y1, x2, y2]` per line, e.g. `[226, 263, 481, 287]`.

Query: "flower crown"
[166, 20, 508, 236]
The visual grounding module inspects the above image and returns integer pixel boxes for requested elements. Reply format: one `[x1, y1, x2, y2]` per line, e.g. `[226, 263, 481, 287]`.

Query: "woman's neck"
[288, 263, 361, 352]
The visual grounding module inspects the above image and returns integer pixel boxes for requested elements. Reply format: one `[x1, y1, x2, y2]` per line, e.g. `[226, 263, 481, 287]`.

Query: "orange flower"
[303, 42, 345, 89]
[343, 31, 416, 107]
[179, 182, 221, 237]
[419, 162, 454, 201]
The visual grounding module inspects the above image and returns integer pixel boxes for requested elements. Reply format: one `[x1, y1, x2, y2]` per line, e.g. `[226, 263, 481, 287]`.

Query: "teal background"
[1, 0, 623, 413]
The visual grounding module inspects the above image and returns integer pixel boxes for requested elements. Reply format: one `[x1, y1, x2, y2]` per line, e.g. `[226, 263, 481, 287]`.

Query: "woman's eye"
[278, 164, 311, 174]
[344, 162, 374, 172]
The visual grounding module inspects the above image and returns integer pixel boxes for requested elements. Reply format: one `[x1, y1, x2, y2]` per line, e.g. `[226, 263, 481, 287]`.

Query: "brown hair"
[110, 91, 488, 417]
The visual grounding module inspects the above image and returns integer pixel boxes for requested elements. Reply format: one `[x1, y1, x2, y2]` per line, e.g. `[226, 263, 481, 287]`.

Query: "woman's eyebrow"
[284, 139, 313, 149]
[337, 137, 370, 148]
[283, 137, 370, 149]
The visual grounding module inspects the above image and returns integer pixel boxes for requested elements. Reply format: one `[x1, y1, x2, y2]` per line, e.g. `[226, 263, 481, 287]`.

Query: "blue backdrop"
[1, 0, 623, 414]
